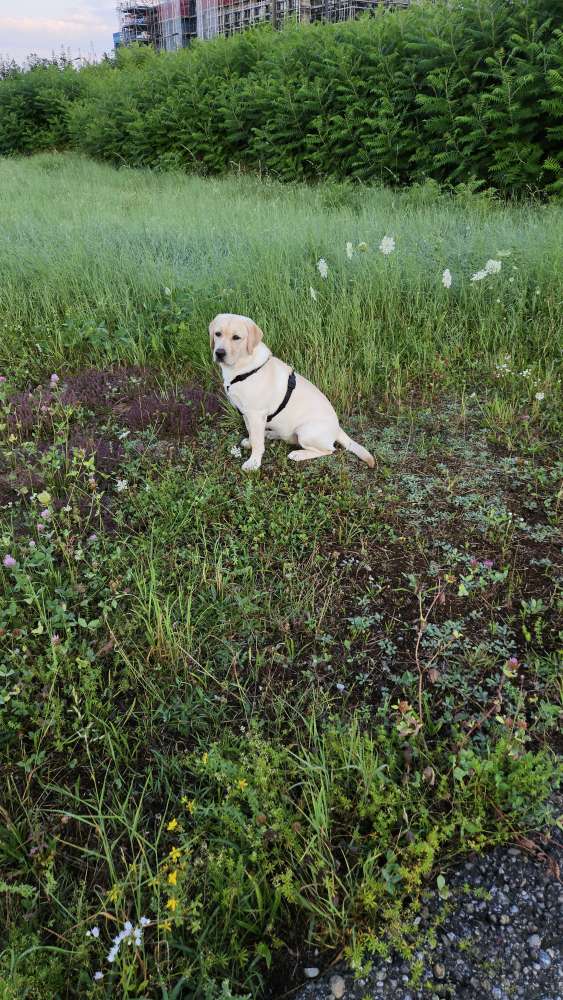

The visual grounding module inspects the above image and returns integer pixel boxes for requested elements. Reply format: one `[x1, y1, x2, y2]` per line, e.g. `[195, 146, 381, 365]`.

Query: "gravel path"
[290, 837, 562, 1000]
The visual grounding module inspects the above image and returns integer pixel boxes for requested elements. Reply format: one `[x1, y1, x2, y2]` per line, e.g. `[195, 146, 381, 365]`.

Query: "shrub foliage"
[0, 0, 561, 194]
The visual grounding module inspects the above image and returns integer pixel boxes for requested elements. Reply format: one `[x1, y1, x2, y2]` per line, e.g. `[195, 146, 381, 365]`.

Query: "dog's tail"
[336, 429, 375, 468]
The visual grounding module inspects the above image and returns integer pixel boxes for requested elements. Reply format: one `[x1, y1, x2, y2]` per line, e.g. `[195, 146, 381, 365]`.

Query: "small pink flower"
[40, 509, 50, 519]
[50, 373, 60, 386]
[51, 634, 61, 646]
[469, 557, 478, 568]
[483, 559, 494, 570]
[28, 540, 36, 549]
[3, 554, 16, 568]
[0, 375, 6, 383]
[508, 656, 519, 667]
[36, 523, 45, 532]
[88, 533, 97, 543]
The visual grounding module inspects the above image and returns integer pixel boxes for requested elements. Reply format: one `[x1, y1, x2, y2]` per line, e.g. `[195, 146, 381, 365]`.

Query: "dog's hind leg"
[288, 423, 336, 462]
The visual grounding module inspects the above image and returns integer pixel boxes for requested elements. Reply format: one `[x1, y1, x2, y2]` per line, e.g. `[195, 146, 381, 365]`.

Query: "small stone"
[527, 934, 542, 950]
[537, 950, 551, 969]
[304, 967, 319, 978]
[433, 963, 446, 980]
[329, 974, 346, 998]
[500, 914, 510, 925]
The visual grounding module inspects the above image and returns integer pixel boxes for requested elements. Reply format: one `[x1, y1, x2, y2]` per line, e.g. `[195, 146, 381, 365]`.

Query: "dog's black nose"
[215, 348, 226, 360]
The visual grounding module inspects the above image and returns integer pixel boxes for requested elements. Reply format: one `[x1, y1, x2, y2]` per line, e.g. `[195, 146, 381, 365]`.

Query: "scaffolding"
[116, 2, 158, 45]
[118, 0, 411, 46]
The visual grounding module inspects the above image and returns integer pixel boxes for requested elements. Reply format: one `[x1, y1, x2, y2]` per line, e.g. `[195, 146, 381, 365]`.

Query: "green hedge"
[1, 0, 562, 194]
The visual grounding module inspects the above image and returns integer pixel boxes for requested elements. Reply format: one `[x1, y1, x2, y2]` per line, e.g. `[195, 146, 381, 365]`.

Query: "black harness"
[226, 359, 297, 422]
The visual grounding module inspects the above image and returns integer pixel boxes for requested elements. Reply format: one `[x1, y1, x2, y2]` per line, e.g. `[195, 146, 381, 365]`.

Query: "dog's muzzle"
[215, 348, 226, 361]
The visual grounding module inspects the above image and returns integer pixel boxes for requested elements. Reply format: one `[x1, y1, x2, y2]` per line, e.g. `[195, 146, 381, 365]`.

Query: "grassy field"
[0, 154, 561, 999]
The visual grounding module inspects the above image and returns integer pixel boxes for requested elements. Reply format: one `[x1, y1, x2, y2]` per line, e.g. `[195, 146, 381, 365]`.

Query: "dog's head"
[209, 314, 263, 367]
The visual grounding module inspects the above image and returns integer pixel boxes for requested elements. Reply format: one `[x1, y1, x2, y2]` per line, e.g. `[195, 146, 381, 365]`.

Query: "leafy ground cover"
[0, 154, 561, 998]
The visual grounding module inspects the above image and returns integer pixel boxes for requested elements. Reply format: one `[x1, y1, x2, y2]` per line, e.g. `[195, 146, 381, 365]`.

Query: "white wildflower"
[230, 445, 242, 458]
[469, 392, 477, 399]
[139, 916, 150, 927]
[164, 287, 171, 296]
[485, 259, 502, 274]
[317, 258, 328, 279]
[336, 682, 345, 692]
[535, 392, 545, 401]
[94, 971, 104, 981]
[519, 369, 531, 377]
[86, 926, 100, 939]
[379, 235, 395, 255]
[470, 269, 488, 282]
[345, 241, 354, 260]
[442, 268, 452, 289]
[309, 286, 318, 302]
[116, 479, 128, 492]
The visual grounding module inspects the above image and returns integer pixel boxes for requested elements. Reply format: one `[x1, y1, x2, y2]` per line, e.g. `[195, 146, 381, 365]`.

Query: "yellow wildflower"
[201, 752, 208, 765]
[237, 779, 248, 791]
[166, 897, 178, 911]
[160, 920, 172, 932]
[107, 885, 120, 903]
[169, 847, 181, 862]
[185, 799, 196, 814]
[167, 870, 178, 886]
[166, 818, 179, 832]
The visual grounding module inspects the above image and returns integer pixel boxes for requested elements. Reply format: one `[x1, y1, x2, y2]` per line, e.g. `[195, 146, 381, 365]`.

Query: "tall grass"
[0, 153, 561, 407]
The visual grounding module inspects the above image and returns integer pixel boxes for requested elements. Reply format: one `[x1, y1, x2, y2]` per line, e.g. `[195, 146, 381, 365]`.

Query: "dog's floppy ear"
[246, 319, 264, 355]
[209, 321, 216, 351]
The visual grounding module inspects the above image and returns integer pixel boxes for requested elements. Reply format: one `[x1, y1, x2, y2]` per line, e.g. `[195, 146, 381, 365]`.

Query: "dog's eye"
[215, 331, 222, 338]
[232, 335, 241, 341]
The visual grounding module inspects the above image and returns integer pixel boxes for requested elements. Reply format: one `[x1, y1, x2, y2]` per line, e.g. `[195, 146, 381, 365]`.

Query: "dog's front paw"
[241, 438, 251, 449]
[242, 456, 262, 472]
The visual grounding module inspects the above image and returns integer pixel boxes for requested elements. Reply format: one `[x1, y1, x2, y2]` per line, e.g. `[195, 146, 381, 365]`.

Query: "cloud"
[0, 5, 117, 61]
[0, 15, 113, 38]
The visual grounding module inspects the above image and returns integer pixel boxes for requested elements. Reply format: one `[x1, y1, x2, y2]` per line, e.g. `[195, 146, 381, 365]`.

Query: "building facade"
[116, 0, 409, 49]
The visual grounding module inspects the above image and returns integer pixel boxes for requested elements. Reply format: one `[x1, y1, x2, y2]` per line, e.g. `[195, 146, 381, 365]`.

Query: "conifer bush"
[1, 1, 562, 189]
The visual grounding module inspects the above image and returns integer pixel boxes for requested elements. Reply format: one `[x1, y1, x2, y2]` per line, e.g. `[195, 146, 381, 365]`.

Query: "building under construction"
[116, 0, 410, 48]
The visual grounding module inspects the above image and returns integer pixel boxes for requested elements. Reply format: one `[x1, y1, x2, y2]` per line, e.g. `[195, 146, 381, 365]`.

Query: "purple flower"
[483, 559, 494, 570]
[50, 373, 60, 386]
[40, 509, 50, 520]
[508, 656, 519, 667]
[36, 523, 45, 532]
[3, 554, 16, 568]
[51, 634, 61, 646]
[469, 557, 478, 568]
[0, 375, 6, 383]
[87, 533, 97, 543]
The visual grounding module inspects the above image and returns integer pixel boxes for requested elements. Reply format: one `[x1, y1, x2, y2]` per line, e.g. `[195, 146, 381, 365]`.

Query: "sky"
[0, 1, 118, 65]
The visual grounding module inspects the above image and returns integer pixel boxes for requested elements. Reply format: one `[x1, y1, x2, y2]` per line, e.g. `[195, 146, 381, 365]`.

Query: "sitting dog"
[210, 313, 375, 472]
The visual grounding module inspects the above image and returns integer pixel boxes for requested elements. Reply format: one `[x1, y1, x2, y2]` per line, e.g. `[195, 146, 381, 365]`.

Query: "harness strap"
[225, 361, 297, 422]
[226, 358, 270, 389]
[267, 371, 296, 422]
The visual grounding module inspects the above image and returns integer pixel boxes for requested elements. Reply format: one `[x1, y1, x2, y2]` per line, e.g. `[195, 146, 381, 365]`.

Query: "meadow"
[0, 153, 561, 999]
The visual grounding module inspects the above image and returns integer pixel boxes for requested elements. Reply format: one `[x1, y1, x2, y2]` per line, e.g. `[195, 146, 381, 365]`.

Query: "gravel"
[290, 838, 562, 1000]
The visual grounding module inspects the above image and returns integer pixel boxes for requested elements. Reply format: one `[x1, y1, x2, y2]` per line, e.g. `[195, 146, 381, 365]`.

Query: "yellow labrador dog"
[210, 313, 375, 472]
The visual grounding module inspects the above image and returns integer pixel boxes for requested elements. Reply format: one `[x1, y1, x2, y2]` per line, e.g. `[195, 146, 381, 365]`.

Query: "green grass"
[0, 153, 561, 407]
[0, 153, 561, 999]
